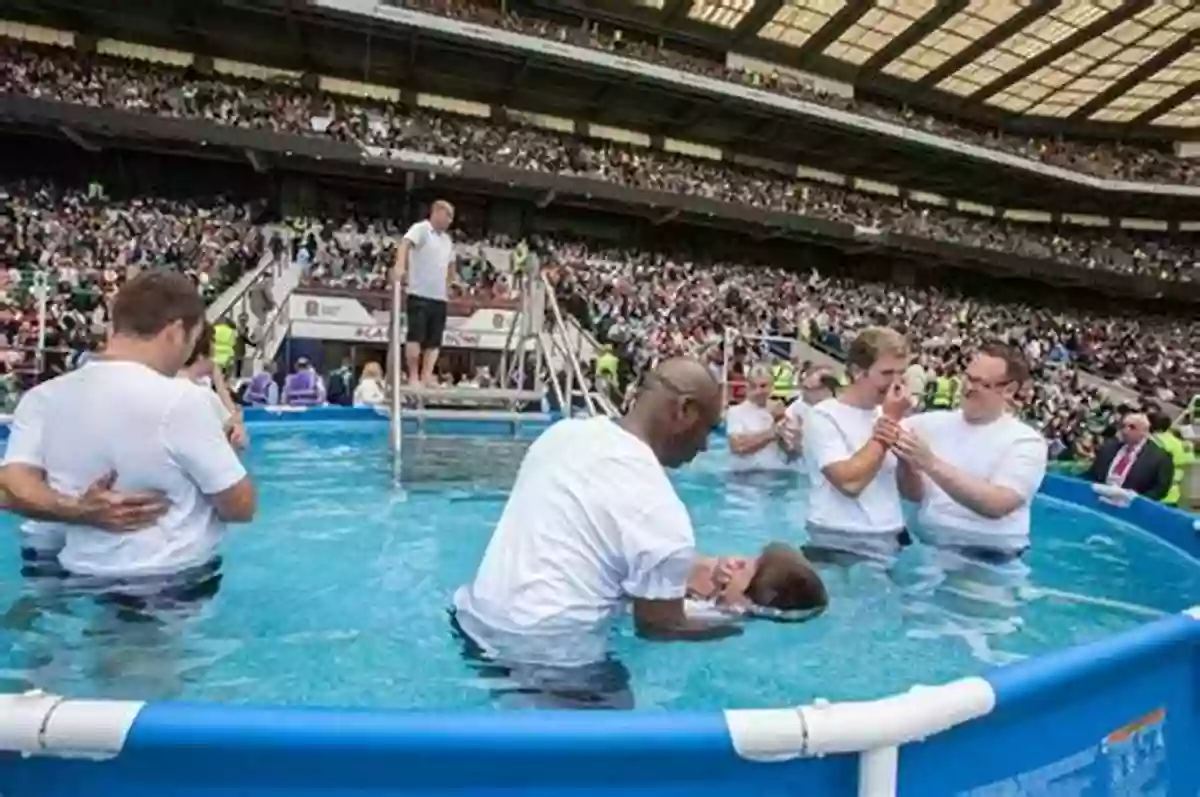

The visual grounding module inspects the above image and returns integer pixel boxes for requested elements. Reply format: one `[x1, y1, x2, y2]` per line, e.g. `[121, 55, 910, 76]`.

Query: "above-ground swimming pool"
[2, 408, 1198, 796]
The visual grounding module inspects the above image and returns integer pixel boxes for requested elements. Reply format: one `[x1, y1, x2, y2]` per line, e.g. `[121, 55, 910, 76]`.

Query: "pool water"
[2, 419, 1199, 711]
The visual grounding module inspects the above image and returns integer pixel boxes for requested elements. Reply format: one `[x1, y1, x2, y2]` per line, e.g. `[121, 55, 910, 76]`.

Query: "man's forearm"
[925, 457, 1018, 518]
[2, 466, 85, 524]
[826, 440, 887, 496]
[394, 242, 411, 285]
[730, 428, 777, 456]
[637, 619, 742, 642]
[896, 459, 925, 502]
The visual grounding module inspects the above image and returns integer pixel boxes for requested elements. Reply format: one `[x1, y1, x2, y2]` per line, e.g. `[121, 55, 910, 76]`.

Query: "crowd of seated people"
[3, 38, 1197, 282]
[547, 238, 1198, 461]
[293, 219, 520, 301]
[402, 0, 1200, 187]
[0, 179, 269, 398]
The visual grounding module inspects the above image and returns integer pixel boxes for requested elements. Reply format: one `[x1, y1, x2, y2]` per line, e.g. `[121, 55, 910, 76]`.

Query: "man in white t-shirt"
[452, 358, 733, 708]
[394, 200, 456, 386]
[3, 391, 166, 577]
[1, 272, 256, 600]
[784, 367, 841, 453]
[893, 343, 1047, 559]
[178, 321, 247, 451]
[802, 327, 913, 564]
[727, 365, 798, 471]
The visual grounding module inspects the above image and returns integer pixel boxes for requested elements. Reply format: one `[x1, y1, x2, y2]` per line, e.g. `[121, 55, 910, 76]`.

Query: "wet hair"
[977, 341, 1031, 386]
[183, 321, 214, 367]
[845, 327, 908, 376]
[745, 543, 828, 614]
[111, 271, 206, 340]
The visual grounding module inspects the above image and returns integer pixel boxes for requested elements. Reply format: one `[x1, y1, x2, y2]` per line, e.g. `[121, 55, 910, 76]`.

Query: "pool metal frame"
[2, 408, 1197, 796]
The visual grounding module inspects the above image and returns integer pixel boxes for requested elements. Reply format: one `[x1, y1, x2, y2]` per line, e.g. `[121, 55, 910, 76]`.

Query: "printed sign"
[1101, 708, 1167, 796]
[958, 707, 1170, 797]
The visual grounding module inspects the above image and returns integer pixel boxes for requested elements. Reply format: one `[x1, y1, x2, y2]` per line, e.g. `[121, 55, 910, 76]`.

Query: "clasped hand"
[774, 418, 799, 450]
[873, 417, 934, 469]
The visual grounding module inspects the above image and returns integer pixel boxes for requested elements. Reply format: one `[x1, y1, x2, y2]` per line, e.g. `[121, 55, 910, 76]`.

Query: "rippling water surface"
[2, 418, 1198, 710]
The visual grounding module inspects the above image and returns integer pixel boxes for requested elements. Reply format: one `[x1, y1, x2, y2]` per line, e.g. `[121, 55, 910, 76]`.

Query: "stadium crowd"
[548, 238, 1198, 461]
[2, 38, 1197, 282]
[0, 179, 268, 401]
[402, 0, 1199, 186]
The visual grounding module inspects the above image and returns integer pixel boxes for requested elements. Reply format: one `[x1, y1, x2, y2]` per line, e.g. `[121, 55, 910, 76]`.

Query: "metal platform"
[399, 407, 552, 440]
[395, 386, 544, 406]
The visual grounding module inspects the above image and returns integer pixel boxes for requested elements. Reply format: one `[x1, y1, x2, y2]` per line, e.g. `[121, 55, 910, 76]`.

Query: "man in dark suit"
[1086, 412, 1173, 500]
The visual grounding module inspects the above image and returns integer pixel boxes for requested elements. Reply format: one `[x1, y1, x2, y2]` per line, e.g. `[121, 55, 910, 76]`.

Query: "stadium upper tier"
[345, 0, 1200, 197]
[5, 1, 1198, 214]
[9, 0, 1200, 213]
[0, 34, 1196, 290]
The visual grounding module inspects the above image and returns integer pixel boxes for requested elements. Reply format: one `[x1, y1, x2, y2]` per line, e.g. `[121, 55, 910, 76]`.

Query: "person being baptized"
[687, 542, 829, 621]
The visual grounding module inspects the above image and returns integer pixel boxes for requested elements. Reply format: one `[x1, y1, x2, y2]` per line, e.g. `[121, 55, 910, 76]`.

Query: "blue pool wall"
[0, 407, 1197, 797]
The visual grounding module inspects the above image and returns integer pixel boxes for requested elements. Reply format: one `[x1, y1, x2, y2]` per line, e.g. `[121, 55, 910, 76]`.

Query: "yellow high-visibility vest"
[212, 323, 236, 368]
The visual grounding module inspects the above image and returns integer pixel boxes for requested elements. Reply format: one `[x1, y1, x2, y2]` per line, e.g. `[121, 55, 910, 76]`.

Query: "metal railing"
[541, 274, 599, 418]
[389, 274, 404, 484]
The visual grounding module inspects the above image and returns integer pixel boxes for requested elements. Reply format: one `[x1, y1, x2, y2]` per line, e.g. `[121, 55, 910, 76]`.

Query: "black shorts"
[70, 558, 224, 621]
[949, 545, 1029, 567]
[449, 612, 634, 710]
[405, 295, 448, 350]
[20, 547, 66, 580]
[803, 529, 914, 568]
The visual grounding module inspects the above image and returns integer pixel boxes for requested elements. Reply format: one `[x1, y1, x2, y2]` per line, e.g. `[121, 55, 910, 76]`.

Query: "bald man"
[451, 358, 733, 708]
[395, 200, 456, 386]
[1086, 412, 1173, 500]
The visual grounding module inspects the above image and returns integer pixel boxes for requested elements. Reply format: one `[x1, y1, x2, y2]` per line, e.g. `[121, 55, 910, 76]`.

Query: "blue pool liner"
[1, 407, 1196, 796]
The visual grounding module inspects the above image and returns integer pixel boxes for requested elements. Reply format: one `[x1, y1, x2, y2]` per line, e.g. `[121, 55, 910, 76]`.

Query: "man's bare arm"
[632, 597, 742, 641]
[1, 466, 168, 530]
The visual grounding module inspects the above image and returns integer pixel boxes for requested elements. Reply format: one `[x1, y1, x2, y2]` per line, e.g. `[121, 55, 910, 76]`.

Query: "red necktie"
[1109, 446, 1135, 485]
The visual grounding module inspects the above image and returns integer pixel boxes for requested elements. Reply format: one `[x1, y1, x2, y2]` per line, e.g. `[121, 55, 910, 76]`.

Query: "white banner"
[289, 295, 519, 350]
[290, 319, 509, 349]
[360, 145, 462, 173]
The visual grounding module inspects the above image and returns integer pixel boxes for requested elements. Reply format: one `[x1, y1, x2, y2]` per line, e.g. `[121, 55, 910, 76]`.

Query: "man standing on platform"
[394, 200, 456, 387]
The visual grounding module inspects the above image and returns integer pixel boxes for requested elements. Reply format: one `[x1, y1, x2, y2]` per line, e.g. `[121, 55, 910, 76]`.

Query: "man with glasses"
[727, 365, 799, 471]
[451, 358, 734, 709]
[1085, 412, 1172, 501]
[889, 342, 1047, 561]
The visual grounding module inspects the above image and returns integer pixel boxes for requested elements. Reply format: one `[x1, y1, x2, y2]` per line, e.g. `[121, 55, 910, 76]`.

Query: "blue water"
[2, 419, 1198, 711]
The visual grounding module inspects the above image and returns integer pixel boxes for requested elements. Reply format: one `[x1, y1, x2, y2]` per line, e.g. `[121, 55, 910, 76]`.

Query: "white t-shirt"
[403, 220, 454, 302]
[4, 381, 65, 553]
[784, 400, 816, 457]
[17, 360, 247, 578]
[453, 417, 696, 666]
[178, 375, 232, 428]
[803, 398, 904, 536]
[726, 400, 788, 470]
[905, 410, 1047, 554]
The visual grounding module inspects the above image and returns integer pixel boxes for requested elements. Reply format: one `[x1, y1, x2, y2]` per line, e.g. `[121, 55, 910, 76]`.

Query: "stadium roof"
[594, 0, 1199, 129]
